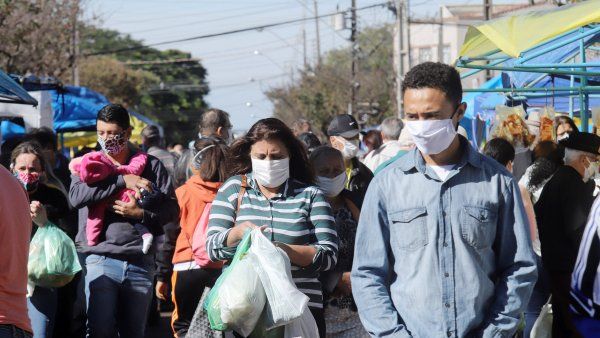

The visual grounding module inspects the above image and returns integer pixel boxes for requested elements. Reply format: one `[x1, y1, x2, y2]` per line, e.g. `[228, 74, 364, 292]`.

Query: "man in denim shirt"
[351, 63, 537, 338]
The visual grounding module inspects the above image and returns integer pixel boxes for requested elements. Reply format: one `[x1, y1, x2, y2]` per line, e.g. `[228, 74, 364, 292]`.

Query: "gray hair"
[199, 109, 232, 136]
[381, 117, 404, 140]
[564, 148, 591, 165]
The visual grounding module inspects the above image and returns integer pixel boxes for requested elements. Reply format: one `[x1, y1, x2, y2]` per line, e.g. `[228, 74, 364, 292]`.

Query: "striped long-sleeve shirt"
[206, 174, 339, 309]
[571, 195, 600, 319]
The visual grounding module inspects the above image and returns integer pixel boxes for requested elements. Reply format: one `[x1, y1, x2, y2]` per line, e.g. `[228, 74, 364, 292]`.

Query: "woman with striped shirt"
[206, 118, 339, 337]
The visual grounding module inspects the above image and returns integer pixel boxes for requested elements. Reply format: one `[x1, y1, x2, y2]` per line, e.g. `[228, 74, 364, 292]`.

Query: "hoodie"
[172, 176, 222, 265]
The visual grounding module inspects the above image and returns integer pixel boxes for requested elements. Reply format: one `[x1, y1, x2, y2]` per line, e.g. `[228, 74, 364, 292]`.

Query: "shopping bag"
[204, 230, 266, 336]
[248, 229, 309, 329]
[284, 305, 319, 338]
[531, 296, 552, 338]
[188, 287, 223, 338]
[28, 223, 82, 288]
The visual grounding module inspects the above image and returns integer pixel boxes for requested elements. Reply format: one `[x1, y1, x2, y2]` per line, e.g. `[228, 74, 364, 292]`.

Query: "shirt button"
[445, 302, 451, 308]
[445, 272, 449, 277]
[447, 331, 452, 337]
[442, 211, 446, 216]
[443, 242, 448, 247]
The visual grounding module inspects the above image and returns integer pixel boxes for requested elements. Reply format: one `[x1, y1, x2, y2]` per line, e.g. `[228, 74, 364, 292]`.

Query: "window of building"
[418, 47, 432, 64]
[443, 45, 452, 64]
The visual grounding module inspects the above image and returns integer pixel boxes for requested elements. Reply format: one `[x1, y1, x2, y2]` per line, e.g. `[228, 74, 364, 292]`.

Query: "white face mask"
[251, 158, 290, 188]
[335, 136, 359, 159]
[405, 119, 457, 155]
[317, 172, 347, 197]
[583, 158, 599, 183]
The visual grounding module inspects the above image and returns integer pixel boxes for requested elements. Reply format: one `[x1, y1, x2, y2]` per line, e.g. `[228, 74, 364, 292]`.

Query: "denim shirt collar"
[399, 136, 482, 176]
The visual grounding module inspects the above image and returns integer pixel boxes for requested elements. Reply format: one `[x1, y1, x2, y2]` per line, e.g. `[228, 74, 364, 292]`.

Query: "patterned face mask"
[14, 171, 40, 192]
[98, 132, 127, 156]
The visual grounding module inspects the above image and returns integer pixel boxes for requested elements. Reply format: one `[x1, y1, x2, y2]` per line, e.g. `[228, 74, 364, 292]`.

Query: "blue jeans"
[0, 325, 32, 338]
[84, 254, 155, 338]
[27, 286, 56, 338]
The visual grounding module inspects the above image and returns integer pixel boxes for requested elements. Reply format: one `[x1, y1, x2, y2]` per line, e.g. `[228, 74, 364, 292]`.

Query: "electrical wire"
[84, 2, 387, 57]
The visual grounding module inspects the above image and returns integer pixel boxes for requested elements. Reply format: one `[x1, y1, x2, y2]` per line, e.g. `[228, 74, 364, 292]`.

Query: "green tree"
[266, 25, 395, 135]
[81, 26, 209, 143]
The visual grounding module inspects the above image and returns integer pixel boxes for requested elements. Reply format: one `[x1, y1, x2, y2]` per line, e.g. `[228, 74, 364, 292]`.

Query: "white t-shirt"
[428, 164, 456, 181]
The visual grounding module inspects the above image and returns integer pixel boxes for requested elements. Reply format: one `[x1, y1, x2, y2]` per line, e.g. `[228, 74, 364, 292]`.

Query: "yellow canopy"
[459, 0, 600, 58]
[60, 113, 150, 149]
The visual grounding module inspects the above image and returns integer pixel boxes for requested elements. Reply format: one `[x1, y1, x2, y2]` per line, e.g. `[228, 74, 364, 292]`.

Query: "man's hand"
[113, 192, 144, 220]
[123, 175, 152, 199]
[156, 281, 170, 301]
[30, 201, 49, 226]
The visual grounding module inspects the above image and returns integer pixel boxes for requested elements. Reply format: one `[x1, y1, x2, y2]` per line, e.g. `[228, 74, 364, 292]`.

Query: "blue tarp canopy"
[52, 86, 110, 132]
[0, 70, 37, 105]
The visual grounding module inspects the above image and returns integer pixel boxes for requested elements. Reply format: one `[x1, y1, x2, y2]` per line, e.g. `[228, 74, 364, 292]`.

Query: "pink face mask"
[14, 171, 40, 191]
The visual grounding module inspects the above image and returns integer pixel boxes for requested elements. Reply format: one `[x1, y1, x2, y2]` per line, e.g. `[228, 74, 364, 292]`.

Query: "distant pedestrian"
[362, 118, 405, 172]
[141, 125, 176, 179]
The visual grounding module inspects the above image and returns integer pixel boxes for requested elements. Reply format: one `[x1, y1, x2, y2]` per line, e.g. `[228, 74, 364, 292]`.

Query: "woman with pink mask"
[10, 141, 69, 338]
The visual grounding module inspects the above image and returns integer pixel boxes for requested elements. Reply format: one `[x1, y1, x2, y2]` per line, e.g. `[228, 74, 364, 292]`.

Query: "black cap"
[560, 132, 600, 156]
[327, 114, 359, 138]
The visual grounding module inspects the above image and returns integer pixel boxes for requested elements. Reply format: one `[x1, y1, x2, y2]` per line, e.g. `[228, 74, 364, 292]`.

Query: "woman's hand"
[113, 192, 144, 220]
[30, 201, 48, 226]
[156, 281, 169, 301]
[336, 272, 352, 296]
[226, 221, 265, 247]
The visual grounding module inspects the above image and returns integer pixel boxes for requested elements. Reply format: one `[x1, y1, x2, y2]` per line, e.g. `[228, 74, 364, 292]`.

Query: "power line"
[84, 2, 388, 57]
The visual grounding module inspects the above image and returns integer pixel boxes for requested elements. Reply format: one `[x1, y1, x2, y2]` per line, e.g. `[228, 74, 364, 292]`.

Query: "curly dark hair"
[402, 62, 462, 106]
[228, 118, 315, 184]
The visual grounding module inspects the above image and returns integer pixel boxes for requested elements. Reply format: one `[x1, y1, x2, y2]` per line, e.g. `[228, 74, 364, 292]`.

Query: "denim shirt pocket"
[460, 205, 497, 249]
[389, 207, 428, 251]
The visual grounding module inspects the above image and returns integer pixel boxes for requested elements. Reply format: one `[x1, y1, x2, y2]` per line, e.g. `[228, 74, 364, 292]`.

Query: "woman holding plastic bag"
[206, 118, 339, 337]
[157, 137, 229, 337]
[11, 141, 72, 338]
[310, 146, 370, 338]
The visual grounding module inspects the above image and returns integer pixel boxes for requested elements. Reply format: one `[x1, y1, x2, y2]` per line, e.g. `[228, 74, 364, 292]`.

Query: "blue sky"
[84, 0, 525, 131]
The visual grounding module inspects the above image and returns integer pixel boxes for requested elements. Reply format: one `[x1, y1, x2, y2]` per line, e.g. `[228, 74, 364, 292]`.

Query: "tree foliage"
[81, 26, 209, 143]
[0, 0, 79, 77]
[266, 25, 395, 135]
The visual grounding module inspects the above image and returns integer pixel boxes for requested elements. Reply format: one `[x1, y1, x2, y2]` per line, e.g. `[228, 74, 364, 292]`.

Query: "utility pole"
[349, 0, 358, 116]
[394, 0, 405, 117]
[71, 5, 80, 86]
[405, 0, 412, 69]
[302, 28, 308, 69]
[438, 6, 444, 63]
[313, 0, 322, 66]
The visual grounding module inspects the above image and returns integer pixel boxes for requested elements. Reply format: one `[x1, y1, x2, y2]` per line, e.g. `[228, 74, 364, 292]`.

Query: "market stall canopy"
[0, 70, 38, 105]
[459, 0, 600, 58]
[52, 86, 110, 132]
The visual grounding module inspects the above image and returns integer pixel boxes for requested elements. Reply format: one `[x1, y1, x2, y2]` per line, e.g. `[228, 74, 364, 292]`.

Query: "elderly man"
[363, 118, 404, 172]
[351, 62, 536, 337]
[535, 132, 600, 338]
[141, 125, 176, 179]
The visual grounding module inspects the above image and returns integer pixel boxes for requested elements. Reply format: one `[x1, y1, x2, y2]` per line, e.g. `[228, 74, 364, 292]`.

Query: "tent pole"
[579, 28, 588, 132]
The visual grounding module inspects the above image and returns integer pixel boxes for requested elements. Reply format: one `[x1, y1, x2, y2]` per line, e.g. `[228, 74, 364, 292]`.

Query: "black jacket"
[535, 165, 595, 273]
[346, 157, 373, 209]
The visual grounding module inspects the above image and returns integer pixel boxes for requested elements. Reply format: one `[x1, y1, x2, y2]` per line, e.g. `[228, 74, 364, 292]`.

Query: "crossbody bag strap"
[236, 175, 247, 214]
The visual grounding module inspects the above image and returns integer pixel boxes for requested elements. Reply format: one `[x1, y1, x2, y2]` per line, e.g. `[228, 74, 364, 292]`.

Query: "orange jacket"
[173, 176, 222, 265]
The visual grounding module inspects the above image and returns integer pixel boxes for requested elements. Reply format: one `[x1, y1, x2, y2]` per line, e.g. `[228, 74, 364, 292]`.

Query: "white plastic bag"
[218, 254, 266, 337]
[284, 305, 319, 338]
[248, 229, 309, 329]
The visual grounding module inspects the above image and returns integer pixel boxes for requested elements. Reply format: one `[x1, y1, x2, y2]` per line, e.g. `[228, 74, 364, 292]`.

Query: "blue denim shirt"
[351, 138, 537, 338]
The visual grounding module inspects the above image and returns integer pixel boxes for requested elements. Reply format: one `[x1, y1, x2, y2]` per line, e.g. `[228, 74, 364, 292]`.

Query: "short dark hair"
[298, 132, 321, 154]
[193, 137, 229, 182]
[228, 118, 315, 184]
[402, 62, 462, 106]
[23, 127, 57, 151]
[483, 138, 515, 167]
[97, 104, 130, 130]
[10, 141, 46, 172]
[141, 125, 161, 146]
[199, 109, 231, 136]
[309, 146, 343, 167]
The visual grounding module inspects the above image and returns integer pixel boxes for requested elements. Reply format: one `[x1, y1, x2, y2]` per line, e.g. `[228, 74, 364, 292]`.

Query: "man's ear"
[329, 136, 338, 148]
[506, 161, 514, 174]
[125, 127, 133, 140]
[455, 102, 467, 121]
[216, 126, 223, 137]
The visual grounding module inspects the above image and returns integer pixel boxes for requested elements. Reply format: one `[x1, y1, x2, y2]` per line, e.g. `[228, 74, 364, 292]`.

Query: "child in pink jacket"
[70, 151, 154, 254]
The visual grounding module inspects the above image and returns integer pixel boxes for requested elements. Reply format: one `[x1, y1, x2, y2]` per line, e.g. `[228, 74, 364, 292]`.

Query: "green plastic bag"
[204, 230, 253, 331]
[28, 223, 82, 288]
